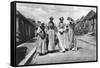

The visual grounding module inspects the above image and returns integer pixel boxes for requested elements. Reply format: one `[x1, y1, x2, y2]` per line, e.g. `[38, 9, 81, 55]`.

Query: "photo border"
[11, 1, 98, 67]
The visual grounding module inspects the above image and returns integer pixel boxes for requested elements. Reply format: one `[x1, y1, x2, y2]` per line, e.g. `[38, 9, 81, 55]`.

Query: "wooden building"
[83, 10, 97, 36]
[75, 10, 97, 35]
[16, 10, 37, 46]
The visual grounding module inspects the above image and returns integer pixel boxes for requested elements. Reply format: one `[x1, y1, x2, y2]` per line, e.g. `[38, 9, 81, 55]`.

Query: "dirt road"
[29, 35, 97, 65]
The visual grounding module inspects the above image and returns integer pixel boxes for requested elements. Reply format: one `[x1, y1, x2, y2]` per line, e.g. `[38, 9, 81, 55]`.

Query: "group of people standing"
[35, 17, 77, 55]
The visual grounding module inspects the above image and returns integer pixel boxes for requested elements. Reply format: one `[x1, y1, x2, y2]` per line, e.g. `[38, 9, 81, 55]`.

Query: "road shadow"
[77, 47, 83, 50]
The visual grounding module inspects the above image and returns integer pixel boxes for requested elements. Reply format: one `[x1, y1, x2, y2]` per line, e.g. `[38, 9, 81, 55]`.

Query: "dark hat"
[37, 21, 41, 24]
[40, 23, 45, 30]
[59, 17, 64, 20]
[49, 17, 54, 20]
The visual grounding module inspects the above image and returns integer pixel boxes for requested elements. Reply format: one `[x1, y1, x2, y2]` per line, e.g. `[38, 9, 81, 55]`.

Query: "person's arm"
[36, 27, 42, 37]
[63, 25, 67, 31]
[37, 27, 41, 33]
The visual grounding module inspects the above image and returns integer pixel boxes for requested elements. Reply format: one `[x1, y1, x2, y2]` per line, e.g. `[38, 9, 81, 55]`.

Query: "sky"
[16, 3, 96, 25]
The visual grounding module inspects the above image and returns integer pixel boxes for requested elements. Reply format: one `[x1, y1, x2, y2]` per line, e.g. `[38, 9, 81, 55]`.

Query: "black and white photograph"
[14, 2, 97, 66]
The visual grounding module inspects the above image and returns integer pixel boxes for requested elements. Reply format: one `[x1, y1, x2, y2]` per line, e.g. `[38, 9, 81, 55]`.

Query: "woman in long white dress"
[36, 23, 47, 55]
[47, 17, 56, 53]
[64, 25, 70, 50]
[56, 17, 66, 52]
[68, 22, 77, 51]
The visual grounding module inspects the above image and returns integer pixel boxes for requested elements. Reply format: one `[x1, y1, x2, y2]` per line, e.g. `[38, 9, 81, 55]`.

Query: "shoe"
[72, 48, 77, 51]
[65, 48, 69, 51]
[62, 50, 66, 53]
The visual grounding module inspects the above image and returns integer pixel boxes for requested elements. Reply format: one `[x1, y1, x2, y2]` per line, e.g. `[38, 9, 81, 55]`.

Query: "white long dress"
[64, 29, 70, 49]
[47, 29, 55, 51]
[37, 27, 47, 54]
[68, 26, 76, 50]
[57, 23, 66, 51]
